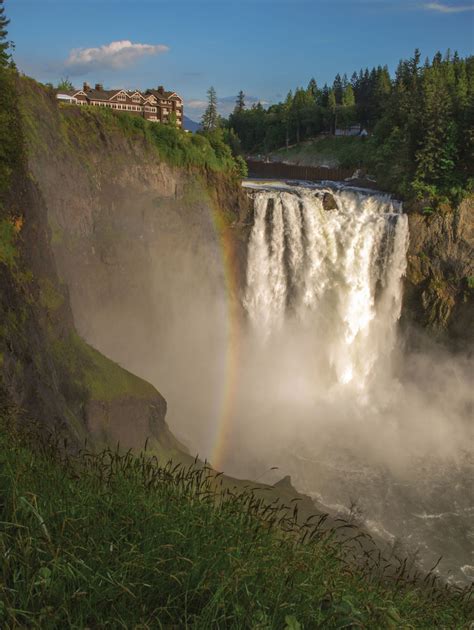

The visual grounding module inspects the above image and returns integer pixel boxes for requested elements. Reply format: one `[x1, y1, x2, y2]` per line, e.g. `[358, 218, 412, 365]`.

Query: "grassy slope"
[270, 137, 374, 170]
[52, 332, 158, 404]
[0, 419, 471, 629]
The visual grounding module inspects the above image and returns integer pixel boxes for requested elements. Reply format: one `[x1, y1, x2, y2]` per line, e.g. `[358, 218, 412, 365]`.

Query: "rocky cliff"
[4, 75, 471, 459]
[1, 75, 246, 454]
[403, 198, 474, 350]
[15, 77, 249, 455]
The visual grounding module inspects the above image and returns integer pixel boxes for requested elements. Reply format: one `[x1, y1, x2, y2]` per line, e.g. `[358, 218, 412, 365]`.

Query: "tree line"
[201, 50, 473, 205]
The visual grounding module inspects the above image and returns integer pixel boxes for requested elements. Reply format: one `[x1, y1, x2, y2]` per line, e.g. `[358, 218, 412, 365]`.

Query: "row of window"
[74, 100, 182, 123]
[116, 93, 154, 104]
[90, 102, 158, 113]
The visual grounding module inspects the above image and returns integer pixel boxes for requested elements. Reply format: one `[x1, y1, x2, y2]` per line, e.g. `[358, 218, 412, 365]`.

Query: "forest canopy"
[226, 50, 474, 205]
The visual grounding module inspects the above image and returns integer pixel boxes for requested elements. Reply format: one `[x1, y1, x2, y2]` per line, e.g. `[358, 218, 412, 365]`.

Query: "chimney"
[95, 83, 103, 91]
[157, 85, 164, 95]
[83, 82, 91, 92]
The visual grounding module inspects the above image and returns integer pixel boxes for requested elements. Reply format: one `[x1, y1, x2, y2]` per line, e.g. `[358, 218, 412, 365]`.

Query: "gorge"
[3, 79, 473, 589]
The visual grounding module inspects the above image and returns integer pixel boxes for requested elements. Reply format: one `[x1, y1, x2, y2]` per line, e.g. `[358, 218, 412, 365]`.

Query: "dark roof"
[146, 89, 182, 101]
[70, 86, 182, 103]
[80, 89, 121, 101]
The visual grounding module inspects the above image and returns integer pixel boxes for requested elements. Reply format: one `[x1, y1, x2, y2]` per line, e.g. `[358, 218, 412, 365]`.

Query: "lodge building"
[57, 83, 184, 127]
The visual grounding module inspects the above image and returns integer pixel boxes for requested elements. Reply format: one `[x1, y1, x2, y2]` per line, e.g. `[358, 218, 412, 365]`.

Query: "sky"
[7, 0, 474, 121]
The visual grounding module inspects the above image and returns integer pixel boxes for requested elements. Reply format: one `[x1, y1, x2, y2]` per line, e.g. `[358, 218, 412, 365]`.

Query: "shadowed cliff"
[1, 73, 246, 454]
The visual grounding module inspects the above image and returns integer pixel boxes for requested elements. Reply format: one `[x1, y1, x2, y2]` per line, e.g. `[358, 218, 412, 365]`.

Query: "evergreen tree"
[226, 49, 472, 205]
[307, 77, 318, 99]
[319, 84, 330, 108]
[342, 84, 355, 107]
[414, 64, 456, 191]
[234, 90, 245, 114]
[333, 73, 343, 104]
[283, 90, 293, 147]
[291, 87, 313, 143]
[0, 0, 11, 67]
[201, 86, 219, 132]
[351, 72, 359, 92]
[57, 78, 74, 92]
[328, 89, 337, 133]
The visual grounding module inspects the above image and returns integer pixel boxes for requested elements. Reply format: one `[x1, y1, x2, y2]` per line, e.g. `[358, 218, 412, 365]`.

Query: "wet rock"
[402, 196, 474, 349]
[273, 475, 295, 491]
[322, 192, 338, 211]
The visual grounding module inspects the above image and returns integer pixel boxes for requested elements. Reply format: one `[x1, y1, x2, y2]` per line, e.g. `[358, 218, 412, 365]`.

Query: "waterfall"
[243, 184, 409, 389]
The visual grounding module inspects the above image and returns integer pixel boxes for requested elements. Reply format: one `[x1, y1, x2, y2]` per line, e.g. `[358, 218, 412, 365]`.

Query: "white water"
[243, 184, 409, 390]
[233, 183, 472, 583]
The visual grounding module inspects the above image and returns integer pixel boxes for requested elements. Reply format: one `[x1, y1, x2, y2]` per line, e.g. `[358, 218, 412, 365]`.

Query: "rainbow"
[209, 207, 243, 471]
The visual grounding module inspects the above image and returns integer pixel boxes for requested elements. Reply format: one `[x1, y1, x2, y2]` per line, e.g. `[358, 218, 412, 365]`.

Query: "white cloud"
[65, 40, 169, 74]
[423, 2, 474, 12]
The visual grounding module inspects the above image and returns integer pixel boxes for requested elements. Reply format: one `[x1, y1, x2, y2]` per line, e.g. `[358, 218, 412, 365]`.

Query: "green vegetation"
[202, 85, 219, 131]
[0, 7, 23, 279]
[56, 77, 74, 92]
[53, 332, 158, 403]
[0, 0, 11, 67]
[38, 277, 64, 312]
[59, 103, 242, 176]
[0, 416, 471, 628]
[271, 136, 373, 169]
[228, 50, 474, 206]
[0, 217, 18, 267]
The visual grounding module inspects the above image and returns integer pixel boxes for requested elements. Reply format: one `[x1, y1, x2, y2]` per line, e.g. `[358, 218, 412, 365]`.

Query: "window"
[117, 93, 126, 101]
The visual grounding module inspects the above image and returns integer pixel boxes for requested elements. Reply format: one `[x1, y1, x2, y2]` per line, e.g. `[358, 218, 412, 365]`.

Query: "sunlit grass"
[0, 414, 471, 628]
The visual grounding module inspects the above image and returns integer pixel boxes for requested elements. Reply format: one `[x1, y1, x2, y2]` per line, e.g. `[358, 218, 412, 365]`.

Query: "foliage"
[62, 104, 240, 174]
[56, 77, 74, 92]
[0, 4, 24, 264]
[234, 154, 248, 177]
[201, 86, 219, 132]
[0, 218, 18, 267]
[0, 0, 11, 67]
[227, 50, 474, 204]
[235, 90, 245, 114]
[0, 68, 23, 204]
[272, 136, 373, 169]
[52, 332, 158, 403]
[0, 416, 471, 629]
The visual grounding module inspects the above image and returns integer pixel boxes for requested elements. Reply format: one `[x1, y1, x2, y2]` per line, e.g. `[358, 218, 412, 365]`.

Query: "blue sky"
[7, 0, 474, 120]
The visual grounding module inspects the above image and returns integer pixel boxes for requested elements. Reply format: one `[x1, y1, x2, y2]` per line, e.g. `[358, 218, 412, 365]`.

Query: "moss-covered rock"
[403, 196, 474, 349]
[0, 71, 196, 455]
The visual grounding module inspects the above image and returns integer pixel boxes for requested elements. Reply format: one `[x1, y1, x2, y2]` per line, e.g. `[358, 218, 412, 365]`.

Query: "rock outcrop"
[14, 77, 246, 455]
[1, 76, 243, 455]
[403, 198, 474, 350]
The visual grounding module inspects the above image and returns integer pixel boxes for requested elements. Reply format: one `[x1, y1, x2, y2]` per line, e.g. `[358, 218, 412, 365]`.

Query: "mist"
[78, 182, 473, 583]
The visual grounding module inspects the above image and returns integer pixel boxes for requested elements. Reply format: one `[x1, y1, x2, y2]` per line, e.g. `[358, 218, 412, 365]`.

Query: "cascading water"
[231, 183, 472, 584]
[243, 184, 409, 390]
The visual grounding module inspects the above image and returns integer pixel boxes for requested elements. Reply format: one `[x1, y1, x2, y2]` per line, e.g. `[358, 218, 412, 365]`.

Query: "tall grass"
[0, 415, 471, 628]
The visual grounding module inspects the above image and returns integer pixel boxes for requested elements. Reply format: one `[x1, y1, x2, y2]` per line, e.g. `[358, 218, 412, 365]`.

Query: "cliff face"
[7, 76, 471, 459]
[403, 198, 474, 350]
[1, 75, 245, 455]
[18, 78, 248, 455]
